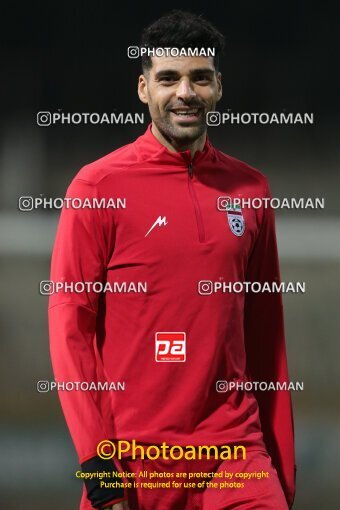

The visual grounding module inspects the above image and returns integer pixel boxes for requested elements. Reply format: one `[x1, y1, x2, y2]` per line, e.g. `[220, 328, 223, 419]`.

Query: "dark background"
[1, 1, 339, 509]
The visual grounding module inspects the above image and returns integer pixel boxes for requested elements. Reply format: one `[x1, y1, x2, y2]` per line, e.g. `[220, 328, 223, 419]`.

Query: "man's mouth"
[169, 107, 203, 122]
[170, 107, 201, 117]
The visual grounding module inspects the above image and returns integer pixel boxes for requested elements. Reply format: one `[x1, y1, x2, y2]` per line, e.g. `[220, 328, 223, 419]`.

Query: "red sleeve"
[48, 177, 115, 463]
[244, 182, 296, 508]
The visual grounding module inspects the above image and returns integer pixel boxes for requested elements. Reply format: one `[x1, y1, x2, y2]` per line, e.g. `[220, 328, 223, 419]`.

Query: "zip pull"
[188, 162, 193, 178]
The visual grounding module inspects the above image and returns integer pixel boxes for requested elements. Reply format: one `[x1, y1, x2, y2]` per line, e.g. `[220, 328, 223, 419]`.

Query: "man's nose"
[176, 79, 196, 100]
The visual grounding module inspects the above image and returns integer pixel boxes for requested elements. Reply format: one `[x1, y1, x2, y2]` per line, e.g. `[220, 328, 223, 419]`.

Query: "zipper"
[187, 162, 206, 243]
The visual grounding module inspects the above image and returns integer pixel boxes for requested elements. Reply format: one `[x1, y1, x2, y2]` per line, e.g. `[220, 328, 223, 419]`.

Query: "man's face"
[138, 56, 222, 146]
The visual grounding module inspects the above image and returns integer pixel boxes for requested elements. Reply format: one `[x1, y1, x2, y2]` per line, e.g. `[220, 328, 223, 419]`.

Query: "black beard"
[154, 114, 207, 149]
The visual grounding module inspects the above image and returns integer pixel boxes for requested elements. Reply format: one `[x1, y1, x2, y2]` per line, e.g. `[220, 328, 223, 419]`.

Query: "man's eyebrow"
[154, 69, 180, 79]
[154, 68, 215, 79]
[190, 68, 215, 76]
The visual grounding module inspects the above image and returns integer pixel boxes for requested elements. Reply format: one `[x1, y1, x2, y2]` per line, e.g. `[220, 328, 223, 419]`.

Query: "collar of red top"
[134, 123, 217, 167]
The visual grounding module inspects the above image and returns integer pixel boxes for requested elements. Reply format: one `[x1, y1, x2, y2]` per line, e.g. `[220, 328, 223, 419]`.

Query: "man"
[49, 10, 296, 510]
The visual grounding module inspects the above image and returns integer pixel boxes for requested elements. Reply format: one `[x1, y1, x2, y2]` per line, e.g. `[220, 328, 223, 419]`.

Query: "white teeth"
[173, 109, 199, 116]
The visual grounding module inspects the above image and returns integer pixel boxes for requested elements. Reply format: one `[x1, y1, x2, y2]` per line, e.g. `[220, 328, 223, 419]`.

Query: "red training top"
[48, 124, 296, 507]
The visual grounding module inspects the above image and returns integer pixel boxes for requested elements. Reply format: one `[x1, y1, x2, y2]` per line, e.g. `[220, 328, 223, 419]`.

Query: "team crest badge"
[226, 202, 245, 236]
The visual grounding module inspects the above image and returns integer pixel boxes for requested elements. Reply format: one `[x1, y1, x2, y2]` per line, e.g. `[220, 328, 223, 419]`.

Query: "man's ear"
[216, 72, 222, 102]
[138, 74, 149, 104]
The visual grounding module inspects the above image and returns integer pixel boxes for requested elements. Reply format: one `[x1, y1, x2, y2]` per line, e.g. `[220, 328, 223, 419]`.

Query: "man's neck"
[151, 122, 206, 157]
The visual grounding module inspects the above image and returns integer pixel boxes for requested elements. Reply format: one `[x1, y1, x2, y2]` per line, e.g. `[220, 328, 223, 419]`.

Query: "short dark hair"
[140, 10, 225, 72]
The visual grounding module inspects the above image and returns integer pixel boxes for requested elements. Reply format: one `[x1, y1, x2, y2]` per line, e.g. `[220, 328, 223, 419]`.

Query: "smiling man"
[49, 9, 296, 510]
[138, 54, 221, 153]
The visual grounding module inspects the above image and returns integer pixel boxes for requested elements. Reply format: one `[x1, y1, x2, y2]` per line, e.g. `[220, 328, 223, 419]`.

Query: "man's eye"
[195, 75, 211, 83]
[160, 77, 177, 83]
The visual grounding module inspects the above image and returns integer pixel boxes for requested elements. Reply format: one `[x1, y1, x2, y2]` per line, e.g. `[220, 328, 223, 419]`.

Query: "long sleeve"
[48, 177, 124, 508]
[243, 183, 296, 508]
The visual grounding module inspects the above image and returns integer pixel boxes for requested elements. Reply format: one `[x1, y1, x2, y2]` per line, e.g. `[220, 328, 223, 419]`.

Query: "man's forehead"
[149, 55, 215, 73]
